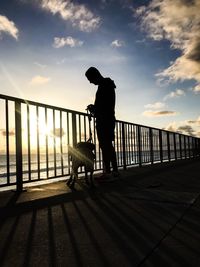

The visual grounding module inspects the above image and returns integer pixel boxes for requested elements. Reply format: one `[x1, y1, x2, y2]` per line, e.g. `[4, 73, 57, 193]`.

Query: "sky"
[0, 0, 200, 138]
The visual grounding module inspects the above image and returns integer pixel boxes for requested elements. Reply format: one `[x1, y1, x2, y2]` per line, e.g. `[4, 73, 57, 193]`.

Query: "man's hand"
[86, 104, 95, 115]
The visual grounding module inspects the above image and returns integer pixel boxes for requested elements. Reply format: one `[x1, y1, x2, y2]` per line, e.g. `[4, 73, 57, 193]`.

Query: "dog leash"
[86, 108, 93, 143]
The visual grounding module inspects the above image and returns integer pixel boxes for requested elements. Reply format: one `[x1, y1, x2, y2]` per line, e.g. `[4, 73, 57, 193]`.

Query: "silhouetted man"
[85, 67, 119, 180]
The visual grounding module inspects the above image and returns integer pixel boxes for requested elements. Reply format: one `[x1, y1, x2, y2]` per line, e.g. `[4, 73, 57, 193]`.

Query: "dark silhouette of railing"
[0, 94, 200, 192]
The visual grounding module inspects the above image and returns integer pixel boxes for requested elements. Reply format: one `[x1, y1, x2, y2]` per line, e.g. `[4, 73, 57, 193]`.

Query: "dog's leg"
[66, 174, 73, 186]
[90, 171, 94, 187]
[70, 169, 78, 189]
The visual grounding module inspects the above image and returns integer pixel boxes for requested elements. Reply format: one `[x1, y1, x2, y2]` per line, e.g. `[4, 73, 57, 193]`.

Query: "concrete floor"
[0, 158, 200, 267]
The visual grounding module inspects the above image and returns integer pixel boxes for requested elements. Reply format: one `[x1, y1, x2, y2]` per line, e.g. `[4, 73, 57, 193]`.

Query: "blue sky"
[0, 0, 200, 137]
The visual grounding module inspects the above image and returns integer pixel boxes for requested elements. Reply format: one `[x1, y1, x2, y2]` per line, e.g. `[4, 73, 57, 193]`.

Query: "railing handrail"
[0, 93, 86, 116]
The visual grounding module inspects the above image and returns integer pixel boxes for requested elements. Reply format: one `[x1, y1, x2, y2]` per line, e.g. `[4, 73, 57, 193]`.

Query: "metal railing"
[0, 94, 200, 191]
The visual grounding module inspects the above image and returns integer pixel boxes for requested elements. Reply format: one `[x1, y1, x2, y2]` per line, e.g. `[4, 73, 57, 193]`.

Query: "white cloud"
[136, 0, 200, 89]
[164, 120, 199, 137]
[30, 75, 50, 85]
[0, 14, 19, 40]
[111, 39, 125, 47]
[164, 122, 194, 135]
[40, 0, 101, 32]
[34, 62, 47, 69]
[164, 89, 185, 100]
[187, 116, 200, 126]
[144, 101, 166, 109]
[53, 36, 83, 48]
[143, 110, 178, 117]
[192, 84, 200, 93]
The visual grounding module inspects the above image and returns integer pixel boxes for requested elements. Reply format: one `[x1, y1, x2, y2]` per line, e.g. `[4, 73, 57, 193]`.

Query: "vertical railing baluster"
[137, 125, 142, 167]
[66, 112, 70, 175]
[173, 133, 177, 160]
[179, 135, 182, 159]
[167, 132, 170, 161]
[15, 100, 23, 192]
[45, 107, 49, 178]
[127, 124, 130, 165]
[133, 126, 137, 164]
[188, 136, 191, 159]
[36, 106, 40, 179]
[193, 138, 195, 157]
[84, 115, 86, 141]
[184, 135, 186, 159]
[159, 130, 163, 163]
[115, 122, 118, 166]
[5, 100, 10, 184]
[53, 109, 56, 177]
[122, 122, 126, 170]
[27, 104, 31, 181]
[130, 124, 134, 165]
[60, 110, 64, 176]
[149, 128, 153, 164]
[78, 114, 81, 143]
[72, 112, 77, 147]
[195, 138, 198, 157]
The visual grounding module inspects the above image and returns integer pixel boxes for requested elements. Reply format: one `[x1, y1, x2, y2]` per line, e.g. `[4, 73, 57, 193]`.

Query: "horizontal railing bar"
[0, 94, 87, 116]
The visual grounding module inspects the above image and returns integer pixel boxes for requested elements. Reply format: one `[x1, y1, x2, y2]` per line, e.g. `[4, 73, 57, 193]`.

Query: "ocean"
[0, 150, 177, 187]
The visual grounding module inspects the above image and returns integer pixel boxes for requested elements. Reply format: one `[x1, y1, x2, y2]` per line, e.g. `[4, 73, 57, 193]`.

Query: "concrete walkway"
[0, 158, 200, 267]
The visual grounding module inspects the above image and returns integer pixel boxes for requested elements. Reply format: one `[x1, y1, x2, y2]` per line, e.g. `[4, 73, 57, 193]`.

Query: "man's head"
[85, 67, 103, 85]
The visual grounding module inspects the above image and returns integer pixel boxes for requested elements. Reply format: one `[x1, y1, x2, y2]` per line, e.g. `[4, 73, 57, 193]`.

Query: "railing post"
[122, 122, 127, 170]
[159, 130, 163, 163]
[137, 126, 142, 167]
[167, 132, 170, 161]
[188, 136, 191, 159]
[193, 138, 196, 158]
[72, 112, 77, 147]
[149, 128, 153, 164]
[15, 100, 23, 192]
[179, 134, 182, 159]
[173, 133, 177, 160]
[184, 135, 187, 159]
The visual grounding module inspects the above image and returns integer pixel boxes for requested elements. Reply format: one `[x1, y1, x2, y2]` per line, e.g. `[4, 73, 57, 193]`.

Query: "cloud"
[192, 84, 200, 93]
[177, 125, 195, 136]
[144, 101, 166, 109]
[34, 62, 47, 69]
[50, 128, 65, 137]
[164, 89, 185, 100]
[143, 110, 178, 117]
[0, 14, 19, 40]
[164, 121, 199, 136]
[111, 39, 125, 47]
[39, 0, 101, 32]
[187, 116, 200, 125]
[1, 129, 15, 136]
[135, 0, 200, 89]
[30, 75, 50, 85]
[53, 36, 83, 48]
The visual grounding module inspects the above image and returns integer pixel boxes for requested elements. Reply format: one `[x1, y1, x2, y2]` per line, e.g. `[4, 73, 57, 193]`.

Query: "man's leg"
[111, 144, 118, 172]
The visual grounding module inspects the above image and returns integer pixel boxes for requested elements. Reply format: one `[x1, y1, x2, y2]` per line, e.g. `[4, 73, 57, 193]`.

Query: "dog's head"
[68, 142, 95, 162]
[76, 142, 95, 151]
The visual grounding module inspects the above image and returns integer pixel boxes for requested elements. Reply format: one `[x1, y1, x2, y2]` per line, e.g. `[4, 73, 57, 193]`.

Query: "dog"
[66, 141, 95, 189]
